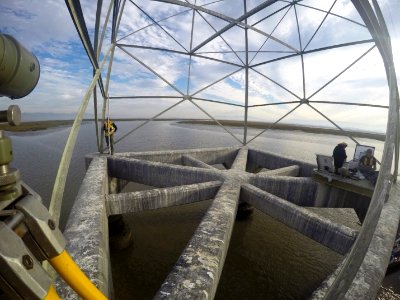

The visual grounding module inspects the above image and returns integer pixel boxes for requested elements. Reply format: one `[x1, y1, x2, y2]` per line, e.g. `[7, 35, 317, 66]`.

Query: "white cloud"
[1, 0, 76, 52]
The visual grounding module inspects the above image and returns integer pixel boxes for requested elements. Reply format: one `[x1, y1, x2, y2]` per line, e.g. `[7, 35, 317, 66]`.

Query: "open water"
[8, 120, 395, 299]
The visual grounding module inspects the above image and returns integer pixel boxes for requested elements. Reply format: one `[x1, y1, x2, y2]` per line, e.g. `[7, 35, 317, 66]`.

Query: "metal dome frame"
[52, 0, 399, 299]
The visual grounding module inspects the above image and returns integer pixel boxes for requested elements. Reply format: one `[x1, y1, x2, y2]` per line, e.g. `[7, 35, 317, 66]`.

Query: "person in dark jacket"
[332, 142, 348, 174]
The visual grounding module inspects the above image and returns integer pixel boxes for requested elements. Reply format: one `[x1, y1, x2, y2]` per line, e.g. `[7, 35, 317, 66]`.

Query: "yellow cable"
[49, 250, 107, 300]
[44, 285, 60, 300]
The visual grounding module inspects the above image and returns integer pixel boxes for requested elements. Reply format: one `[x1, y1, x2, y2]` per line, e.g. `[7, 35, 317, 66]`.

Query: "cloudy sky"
[1, 0, 399, 133]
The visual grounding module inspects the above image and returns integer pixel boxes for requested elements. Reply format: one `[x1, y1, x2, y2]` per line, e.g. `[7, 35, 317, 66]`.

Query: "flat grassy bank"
[0, 120, 74, 132]
[178, 120, 386, 141]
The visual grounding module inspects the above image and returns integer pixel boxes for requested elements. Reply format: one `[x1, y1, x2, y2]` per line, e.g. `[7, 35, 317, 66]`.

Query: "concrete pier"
[311, 180, 400, 299]
[56, 156, 111, 299]
[57, 147, 399, 299]
[156, 181, 240, 299]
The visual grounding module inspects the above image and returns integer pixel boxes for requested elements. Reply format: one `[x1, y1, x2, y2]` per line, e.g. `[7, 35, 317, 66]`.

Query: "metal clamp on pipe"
[0, 130, 22, 211]
[15, 195, 66, 260]
[0, 105, 21, 126]
[0, 221, 54, 299]
[14, 195, 107, 300]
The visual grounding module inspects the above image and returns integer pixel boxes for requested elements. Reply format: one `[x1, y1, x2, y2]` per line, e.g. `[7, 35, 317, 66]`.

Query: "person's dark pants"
[359, 165, 378, 185]
[105, 135, 114, 154]
[334, 162, 344, 174]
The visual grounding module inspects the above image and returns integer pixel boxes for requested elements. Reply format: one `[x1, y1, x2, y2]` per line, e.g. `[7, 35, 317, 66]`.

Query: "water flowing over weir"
[50, 0, 400, 299]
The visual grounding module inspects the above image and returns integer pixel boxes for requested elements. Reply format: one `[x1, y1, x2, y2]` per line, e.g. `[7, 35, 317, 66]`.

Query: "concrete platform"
[312, 169, 375, 198]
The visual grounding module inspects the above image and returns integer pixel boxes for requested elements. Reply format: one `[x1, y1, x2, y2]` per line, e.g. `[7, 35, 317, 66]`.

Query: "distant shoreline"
[0, 119, 181, 132]
[0, 119, 182, 132]
[0, 119, 386, 141]
[177, 120, 386, 141]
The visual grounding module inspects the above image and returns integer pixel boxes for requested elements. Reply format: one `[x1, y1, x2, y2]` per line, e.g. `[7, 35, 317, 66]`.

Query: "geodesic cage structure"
[56, 0, 399, 299]
[65, 0, 398, 151]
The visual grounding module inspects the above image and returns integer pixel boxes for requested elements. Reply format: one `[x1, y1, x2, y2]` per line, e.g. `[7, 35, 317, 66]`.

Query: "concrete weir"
[57, 147, 400, 299]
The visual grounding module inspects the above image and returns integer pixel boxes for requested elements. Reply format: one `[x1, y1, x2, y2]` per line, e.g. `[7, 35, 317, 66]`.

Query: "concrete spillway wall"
[241, 184, 357, 255]
[247, 148, 315, 176]
[114, 146, 240, 168]
[250, 176, 318, 206]
[58, 147, 399, 300]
